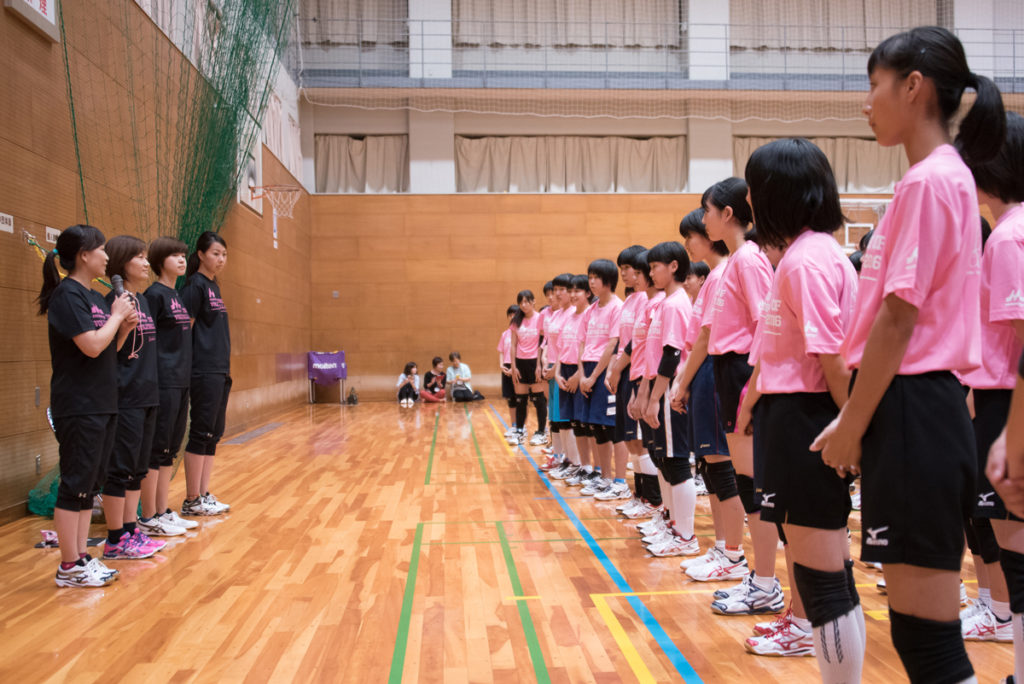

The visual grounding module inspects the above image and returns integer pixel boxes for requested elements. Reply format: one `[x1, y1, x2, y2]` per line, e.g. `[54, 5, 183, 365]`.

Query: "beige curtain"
[315, 135, 409, 193]
[733, 136, 909, 193]
[299, 0, 408, 45]
[453, 0, 681, 48]
[456, 135, 687, 193]
[730, 0, 937, 51]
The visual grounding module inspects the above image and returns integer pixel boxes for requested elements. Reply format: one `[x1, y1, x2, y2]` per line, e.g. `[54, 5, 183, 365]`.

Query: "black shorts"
[54, 412, 117, 512]
[647, 394, 668, 462]
[972, 388, 1020, 521]
[501, 364, 515, 400]
[670, 404, 689, 459]
[515, 357, 540, 386]
[187, 373, 232, 456]
[712, 352, 753, 434]
[582, 361, 616, 427]
[757, 393, 852, 529]
[558, 363, 580, 424]
[860, 372, 976, 571]
[105, 406, 158, 496]
[613, 371, 640, 443]
[151, 386, 189, 469]
[688, 357, 729, 457]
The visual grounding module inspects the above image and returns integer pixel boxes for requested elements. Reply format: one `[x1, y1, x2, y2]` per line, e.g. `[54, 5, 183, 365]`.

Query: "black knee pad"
[966, 517, 1001, 565]
[633, 472, 642, 496]
[507, 397, 517, 409]
[528, 391, 544, 405]
[705, 460, 738, 501]
[736, 473, 759, 514]
[1000, 548, 1024, 614]
[889, 609, 974, 684]
[792, 562, 856, 628]
[593, 424, 613, 445]
[573, 422, 591, 438]
[643, 473, 663, 506]
[660, 457, 693, 485]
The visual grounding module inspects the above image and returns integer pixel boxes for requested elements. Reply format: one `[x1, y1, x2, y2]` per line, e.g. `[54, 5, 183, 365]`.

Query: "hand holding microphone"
[110, 275, 138, 330]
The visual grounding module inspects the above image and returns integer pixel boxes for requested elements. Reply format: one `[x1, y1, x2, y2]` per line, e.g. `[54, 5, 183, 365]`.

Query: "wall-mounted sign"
[5, 0, 61, 43]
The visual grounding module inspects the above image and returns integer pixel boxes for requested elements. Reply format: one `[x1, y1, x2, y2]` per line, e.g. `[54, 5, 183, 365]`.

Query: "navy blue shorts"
[581, 361, 616, 427]
[559, 364, 585, 423]
[613, 369, 640, 443]
[670, 403, 689, 459]
[687, 357, 729, 457]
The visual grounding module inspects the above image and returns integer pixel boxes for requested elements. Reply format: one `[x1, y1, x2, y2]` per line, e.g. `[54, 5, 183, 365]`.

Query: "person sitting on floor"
[396, 362, 420, 407]
[446, 352, 484, 402]
[422, 357, 447, 403]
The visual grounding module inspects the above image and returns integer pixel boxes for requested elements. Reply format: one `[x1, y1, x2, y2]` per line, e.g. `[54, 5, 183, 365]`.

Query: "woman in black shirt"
[422, 357, 447, 403]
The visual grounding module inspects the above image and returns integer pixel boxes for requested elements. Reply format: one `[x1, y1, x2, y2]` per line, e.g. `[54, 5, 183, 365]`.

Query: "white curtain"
[453, 0, 681, 48]
[456, 135, 687, 193]
[315, 135, 409, 193]
[730, 0, 937, 51]
[733, 137, 909, 193]
[299, 0, 408, 45]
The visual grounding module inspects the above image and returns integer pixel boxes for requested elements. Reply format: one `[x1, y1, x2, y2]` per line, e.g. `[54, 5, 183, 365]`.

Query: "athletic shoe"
[182, 496, 219, 516]
[745, 619, 814, 657]
[539, 454, 561, 471]
[597, 482, 632, 501]
[687, 549, 749, 582]
[616, 496, 641, 513]
[565, 469, 590, 487]
[876, 576, 886, 594]
[642, 527, 675, 546]
[622, 501, 659, 520]
[581, 477, 610, 496]
[711, 576, 785, 615]
[138, 516, 186, 537]
[161, 509, 198, 530]
[131, 528, 166, 554]
[550, 463, 576, 480]
[850, 489, 861, 511]
[960, 597, 989, 621]
[55, 560, 114, 588]
[202, 492, 230, 514]
[753, 607, 795, 637]
[103, 531, 156, 560]
[637, 514, 668, 537]
[541, 445, 555, 455]
[649, 530, 701, 558]
[693, 475, 708, 496]
[962, 605, 1013, 642]
[503, 426, 517, 438]
[680, 547, 719, 571]
[529, 431, 547, 446]
[960, 580, 968, 606]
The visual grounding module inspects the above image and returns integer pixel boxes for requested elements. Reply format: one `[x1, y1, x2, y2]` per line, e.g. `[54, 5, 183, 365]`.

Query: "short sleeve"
[662, 299, 689, 351]
[740, 252, 773, 324]
[180, 280, 201, 318]
[987, 237, 1024, 324]
[788, 262, 847, 356]
[882, 180, 945, 308]
[48, 288, 98, 340]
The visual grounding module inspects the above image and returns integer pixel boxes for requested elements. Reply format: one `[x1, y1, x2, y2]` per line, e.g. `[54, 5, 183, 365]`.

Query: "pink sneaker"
[131, 528, 166, 554]
[103, 531, 156, 560]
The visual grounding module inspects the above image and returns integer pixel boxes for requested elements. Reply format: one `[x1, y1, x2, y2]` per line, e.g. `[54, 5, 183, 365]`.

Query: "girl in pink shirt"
[498, 304, 519, 432]
[741, 138, 862, 674]
[543, 274, 581, 476]
[510, 290, 547, 446]
[960, 112, 1024, 664]
[811, 27, 1006, 684]
[555, 275, 596, 485]
[702, 177, 782, 617]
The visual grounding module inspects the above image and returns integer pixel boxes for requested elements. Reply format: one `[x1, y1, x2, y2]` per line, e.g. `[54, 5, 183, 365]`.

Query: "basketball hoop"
[251, 184, 301, 219]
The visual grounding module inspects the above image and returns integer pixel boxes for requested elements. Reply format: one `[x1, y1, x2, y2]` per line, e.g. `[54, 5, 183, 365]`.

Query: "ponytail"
[37, 224, 105, 314]
[38, 251, 62, 315]
[512, 289, 533, 328]
[185, 230, 227, 279]
[956, 72, 1006, 165]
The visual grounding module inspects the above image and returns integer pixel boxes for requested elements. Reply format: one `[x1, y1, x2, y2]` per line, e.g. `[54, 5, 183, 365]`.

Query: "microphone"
[111, 275, 124, 297]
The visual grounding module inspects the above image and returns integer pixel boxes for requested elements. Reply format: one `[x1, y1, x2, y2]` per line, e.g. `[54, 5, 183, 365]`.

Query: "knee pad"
[792, 562, 855, 628]
[593, 424, 613, 445]
[889, 609, 974, 684]
[516, 394, 529, 408]
[705, 460, 738, 501]
[736, 474, 759, 514]
[643, 473, 663, 506]
[573, 422, 591, 438]
[845, 559, 860, 608]
[999, 548, 1024, 614]
[529, 391, 545, 405]
[660, 457, 693, 485]
[966, 517, 1001, 565]
[507, 397, 517, 409]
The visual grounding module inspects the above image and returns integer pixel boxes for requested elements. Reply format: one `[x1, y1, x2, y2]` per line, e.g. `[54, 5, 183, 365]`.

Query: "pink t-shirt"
[616, 291, 647, 361]
[559, 308, 587, 365]
[513, 312, 542, 360]
[545, 306, 570, 365]
[686, 260, 727, 349]
[631, 292, 662, 381]
[497, 328, 512, 365]
[581, 296, 623, 362]
[707, 241, 773, 355]
[842, 145, 981, 374]
[645, 294, 668, 380]
[660, 288, 694, 362]
[961, 204, 1024, 390]
[755, 231, 859, 394]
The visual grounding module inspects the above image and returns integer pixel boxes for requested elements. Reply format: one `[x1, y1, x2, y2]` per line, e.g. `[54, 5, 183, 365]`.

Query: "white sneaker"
[745, 618, 814, 656]
[960, 580, 969, 606]
[649, 531, 701, 557]
[962, 605, 1013, 641]
[687, 549, 749, 582]
[55, 560, 114, 588]
[960, 597, 989, 621]
[138, 515, 186, 537]
[711, 575, 785, 615]
[161, 509, 198, 530]
[680, 547, 719, 571]
[580, 477, 607, 496]
[622, 501, 658, 520]
[597, 482, 632, 501]
[693, 475, 708, 496]
[616, 496, 642, 513]
[551, 463, 576, 480]
[753, 607, 794, 636]
[642, 528, 675, 546]
[637, 514, 668, 537]
[565, 468, 591, 487]
[529, 431, 547, 446]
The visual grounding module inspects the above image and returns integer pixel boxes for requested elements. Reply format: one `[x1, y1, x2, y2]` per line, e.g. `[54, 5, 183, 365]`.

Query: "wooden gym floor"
[0, 402, 1013, 682]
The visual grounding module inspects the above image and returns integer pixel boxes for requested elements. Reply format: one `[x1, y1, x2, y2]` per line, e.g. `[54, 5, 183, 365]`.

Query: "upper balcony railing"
[292, 19, 1024, 92]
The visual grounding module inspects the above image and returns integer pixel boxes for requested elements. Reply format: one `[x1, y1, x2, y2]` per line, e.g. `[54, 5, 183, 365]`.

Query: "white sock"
[658, 475, 671, 517]
[1014, 613, 1024, 684]
[715, 539, 726, 551]
[990, 598, 1011, 621]
[565, 434, 580, 465]
[551, 431, 563, 456]
[636, 452, 658, 475]
[669, 479, 697, 538]
[978, 587, 992, 607]
[583, 465, 593, 474]
[812, 605, 865, 684]
[752, 574, 775, 592]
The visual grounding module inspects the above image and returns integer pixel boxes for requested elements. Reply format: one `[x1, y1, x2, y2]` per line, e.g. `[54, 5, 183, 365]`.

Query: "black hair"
[185, 231, 227, 278]
[570, 274, 593, 303]
[587, 258, 618, 292]
[552, 273, 573, 289]
[966, 112, 1024, 205]
[870, 26, 1005, 165]
[617, 245, 646, 268]
[689, 261, 710, 280]
[849, 251, 863, 273]
[512, 289, 534, 327]
[646, 241, 691, 284]
[859, 229, 875, 252]
[506, 304, 520, 317]
[702, 177, 753, 228]
[981, 216, 992, 252]
[105, 235, 148, 282]
[148, 236, 188, 277]
[543, 280, 554, 295]
[403, 362, 417, 375]
[678, 207, 729, 257]
[634, 250, 652, 287]
[449, 351, 461, 361]
[431, 356, 443, 367]
[37, 224, 106, 315]
[745, 138, 846, 250]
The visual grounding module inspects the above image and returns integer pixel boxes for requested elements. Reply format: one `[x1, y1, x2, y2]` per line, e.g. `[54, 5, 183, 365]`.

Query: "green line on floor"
[388, 522, 424, 684]
[424, 412, 440, 485]
[496, 521, 550, 683]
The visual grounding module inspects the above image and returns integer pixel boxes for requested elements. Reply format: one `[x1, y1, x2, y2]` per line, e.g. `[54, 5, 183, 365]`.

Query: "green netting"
[28, 0, 294, 516]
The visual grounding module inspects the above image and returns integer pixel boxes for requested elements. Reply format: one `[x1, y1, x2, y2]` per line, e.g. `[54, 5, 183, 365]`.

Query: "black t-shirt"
[104, 290, 159, 408]
[47, 278, 117, 417]
[181, 272, 230, 374]
[424, 370, 446, 392]
[143, 282, 193, 388]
